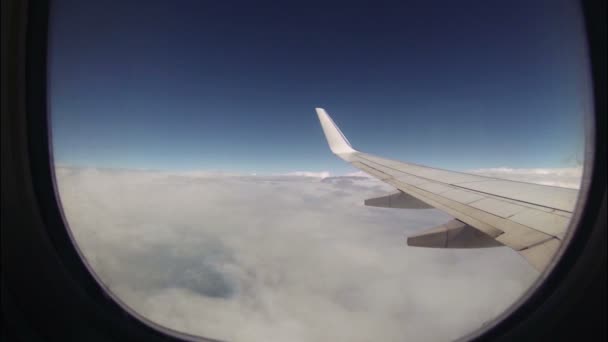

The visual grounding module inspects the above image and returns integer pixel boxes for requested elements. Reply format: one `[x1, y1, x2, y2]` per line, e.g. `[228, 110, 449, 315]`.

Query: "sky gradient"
[49, 0, 591, 174]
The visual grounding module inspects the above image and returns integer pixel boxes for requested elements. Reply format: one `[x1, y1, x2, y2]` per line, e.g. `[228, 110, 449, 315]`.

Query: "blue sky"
[49, 0, 590, 174]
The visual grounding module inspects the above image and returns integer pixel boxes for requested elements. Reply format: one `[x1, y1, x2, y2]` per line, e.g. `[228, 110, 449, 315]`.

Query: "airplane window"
[48, 1, 592, 341]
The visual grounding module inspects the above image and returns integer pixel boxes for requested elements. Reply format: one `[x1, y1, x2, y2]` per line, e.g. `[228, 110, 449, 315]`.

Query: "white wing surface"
[316, 108, 578, 271]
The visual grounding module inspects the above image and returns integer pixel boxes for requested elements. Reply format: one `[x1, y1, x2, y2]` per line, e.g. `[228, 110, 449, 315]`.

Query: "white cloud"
[280, 171, 331, 179]
[344, 170, 373, 178]
[468, 167, 583, 189]
[55, 167, 539, 342]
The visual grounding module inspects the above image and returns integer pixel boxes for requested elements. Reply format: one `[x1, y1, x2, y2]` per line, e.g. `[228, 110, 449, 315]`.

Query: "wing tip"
[315, 107, 328, 119]
[315, 107, 356, 156]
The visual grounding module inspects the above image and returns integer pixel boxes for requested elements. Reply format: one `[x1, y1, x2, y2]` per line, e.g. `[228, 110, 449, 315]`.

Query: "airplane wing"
[316, 108, 579, 271]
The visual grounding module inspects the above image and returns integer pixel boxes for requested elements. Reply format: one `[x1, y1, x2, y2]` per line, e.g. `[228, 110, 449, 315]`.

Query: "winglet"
[316, 108, 357, 158]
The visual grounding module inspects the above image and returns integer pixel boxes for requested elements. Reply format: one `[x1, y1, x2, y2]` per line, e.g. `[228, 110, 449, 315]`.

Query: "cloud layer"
[55, 167, 544, 342]
[468, 167, 583, 189]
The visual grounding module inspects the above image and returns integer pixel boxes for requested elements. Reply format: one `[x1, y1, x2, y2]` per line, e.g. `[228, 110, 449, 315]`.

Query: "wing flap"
[469, 198, 526, 218]
[508, 209, 570, 239]
[365, 191, 433, 209]
[407, 219, 504, 248]
[456, 180, 577, 212]
[518, 238, 561, 271]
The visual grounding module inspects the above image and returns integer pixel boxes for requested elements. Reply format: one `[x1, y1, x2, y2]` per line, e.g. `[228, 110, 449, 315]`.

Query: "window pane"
[49, 1, 591, 341]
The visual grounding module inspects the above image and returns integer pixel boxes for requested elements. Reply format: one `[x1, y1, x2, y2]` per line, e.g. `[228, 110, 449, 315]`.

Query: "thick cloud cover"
[54, 167, 562, 342]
